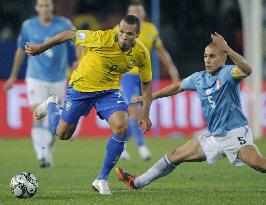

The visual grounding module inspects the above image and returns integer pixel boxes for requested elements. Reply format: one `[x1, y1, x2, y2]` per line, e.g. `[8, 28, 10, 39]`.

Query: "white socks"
[31, 125, 55, 164]
[134, 155, 177, 189]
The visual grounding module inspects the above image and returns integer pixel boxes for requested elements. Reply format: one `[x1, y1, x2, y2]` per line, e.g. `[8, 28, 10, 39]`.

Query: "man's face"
[127, 5, 145, 20]
[118, 20, 139, 51]
[35, 0, 54, 19]
[204, 46, 226, 74]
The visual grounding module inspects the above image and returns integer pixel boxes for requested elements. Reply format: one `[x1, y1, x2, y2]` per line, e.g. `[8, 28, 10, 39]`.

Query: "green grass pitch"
[0, 137, 266, 205]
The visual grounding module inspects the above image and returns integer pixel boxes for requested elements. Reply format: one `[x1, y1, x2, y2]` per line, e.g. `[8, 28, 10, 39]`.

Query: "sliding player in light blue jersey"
[4, 0, 79, 168]
[116, 32, 266, 190]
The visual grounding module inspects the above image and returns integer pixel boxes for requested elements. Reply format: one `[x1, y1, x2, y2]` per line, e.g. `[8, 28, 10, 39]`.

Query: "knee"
[167, 139, 205, 165]
[251, 158, 266, 173]
[112, 121, 128, 136]
[246, 156, 266, 173]
[56, 130, 72, 140]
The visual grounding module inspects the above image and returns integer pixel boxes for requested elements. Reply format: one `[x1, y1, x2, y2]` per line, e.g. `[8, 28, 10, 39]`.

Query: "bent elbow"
[246, 66, 252, 76]
[61, 30, 75, 42]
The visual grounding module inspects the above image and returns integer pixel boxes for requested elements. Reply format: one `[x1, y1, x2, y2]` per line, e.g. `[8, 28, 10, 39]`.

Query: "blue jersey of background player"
[116, 33, 266, 191]
[18, 15, 75, 82]
[4, 0, 78, 168]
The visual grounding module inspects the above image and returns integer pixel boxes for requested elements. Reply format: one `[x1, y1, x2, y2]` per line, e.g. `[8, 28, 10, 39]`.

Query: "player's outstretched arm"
[132, 82, 182, 104]
[211, 32, 252, 76]
[25, 30, 76, 56]
[153, 82, 182, 100]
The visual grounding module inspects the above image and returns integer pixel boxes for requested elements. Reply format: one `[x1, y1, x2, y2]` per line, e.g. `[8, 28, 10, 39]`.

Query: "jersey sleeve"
[150, 24, 162, 49]
[181, 72, 199, 91]
[224, 65, 241, 85]
[113, 24, 119, 31]
[153, 36, 162, 49]
[138, 50, 152, 83]
[75, 30, 113, 47]
[17, 21, 28, 49]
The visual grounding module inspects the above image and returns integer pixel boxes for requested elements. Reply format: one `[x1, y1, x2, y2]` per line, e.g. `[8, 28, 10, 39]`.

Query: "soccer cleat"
[116, 167, 137, 190]
[34, 94, 59, 120]
[120, 150, 131, 160]
[138, 145, 152, 161]
[92, 179, 111, 195]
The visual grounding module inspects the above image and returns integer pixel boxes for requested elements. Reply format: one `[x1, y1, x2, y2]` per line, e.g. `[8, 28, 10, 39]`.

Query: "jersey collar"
[207, 66, 224, 78]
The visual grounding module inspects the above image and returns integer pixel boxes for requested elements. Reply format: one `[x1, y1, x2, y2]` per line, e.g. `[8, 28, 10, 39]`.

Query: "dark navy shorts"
[61, 86, 128, 124]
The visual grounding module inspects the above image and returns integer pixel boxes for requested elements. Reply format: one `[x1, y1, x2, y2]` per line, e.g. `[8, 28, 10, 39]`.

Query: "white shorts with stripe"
[197, 125, 257, 166]
[26, 78, 66, 106]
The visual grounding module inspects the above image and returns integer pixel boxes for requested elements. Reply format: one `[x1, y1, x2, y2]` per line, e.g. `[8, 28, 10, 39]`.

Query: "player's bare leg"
[238, 145, 266, 173]
[108, 111, 128, 136]
[117, 137, 206, 189]
[167, 137, 206, 164]
[55, 120, 77, 140]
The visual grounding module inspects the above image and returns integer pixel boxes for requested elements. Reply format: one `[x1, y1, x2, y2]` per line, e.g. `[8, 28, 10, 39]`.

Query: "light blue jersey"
[17, 16, 75, 82]
[181, 65, 248, 136]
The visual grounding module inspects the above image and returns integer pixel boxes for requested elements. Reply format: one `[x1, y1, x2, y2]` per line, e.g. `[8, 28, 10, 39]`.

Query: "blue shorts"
[120, 73, 141, 106]
[61, 86, 128, 124]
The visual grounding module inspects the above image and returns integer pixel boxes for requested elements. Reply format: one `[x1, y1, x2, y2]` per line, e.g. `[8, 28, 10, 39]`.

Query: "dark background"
[0, 0, 243, 79]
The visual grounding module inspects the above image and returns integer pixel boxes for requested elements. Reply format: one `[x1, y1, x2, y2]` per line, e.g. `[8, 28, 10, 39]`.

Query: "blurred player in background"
[116, 33, 266, 190]
[4, 0, 80, 168]
[115, 0, 179, 161]
[25, 15, 153, 195]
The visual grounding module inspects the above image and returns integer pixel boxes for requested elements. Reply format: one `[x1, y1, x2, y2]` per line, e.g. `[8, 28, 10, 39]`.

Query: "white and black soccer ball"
[10, 172, 38, 198]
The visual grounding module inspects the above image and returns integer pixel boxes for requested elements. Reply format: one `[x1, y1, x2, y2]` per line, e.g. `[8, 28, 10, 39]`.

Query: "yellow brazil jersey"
[137, 21, 162, 51]
[114, 21, 161, 74]
[69, 29, 152, 92]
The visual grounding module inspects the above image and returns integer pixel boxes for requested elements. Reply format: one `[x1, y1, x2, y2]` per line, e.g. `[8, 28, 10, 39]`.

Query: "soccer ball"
[10, 172, 38, 198]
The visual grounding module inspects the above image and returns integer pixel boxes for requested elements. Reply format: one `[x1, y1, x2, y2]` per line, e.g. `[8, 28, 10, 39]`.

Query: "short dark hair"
[36, 0, 54, 5]
[206, 42, 218, 48]
[120, 15, 140, 33]
[206, 42, 227, 56]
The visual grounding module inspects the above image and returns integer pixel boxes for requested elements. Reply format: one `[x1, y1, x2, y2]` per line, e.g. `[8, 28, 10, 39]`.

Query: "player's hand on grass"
[24, 42, 43, 56]
[211, 32, 231, 53]
[131, 96, 143, 103]
[3, 75, 17, 90]
[139, 115, 152, 133]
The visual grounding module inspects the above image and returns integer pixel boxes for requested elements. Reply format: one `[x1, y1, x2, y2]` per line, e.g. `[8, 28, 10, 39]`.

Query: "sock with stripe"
[97, 133, 127, 180]
[134, 155, 178, 189]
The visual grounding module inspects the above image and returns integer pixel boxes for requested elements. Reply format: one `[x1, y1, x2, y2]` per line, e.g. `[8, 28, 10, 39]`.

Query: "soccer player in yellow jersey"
[25, 15, 153, 195]
[116, 1, 179, 160]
